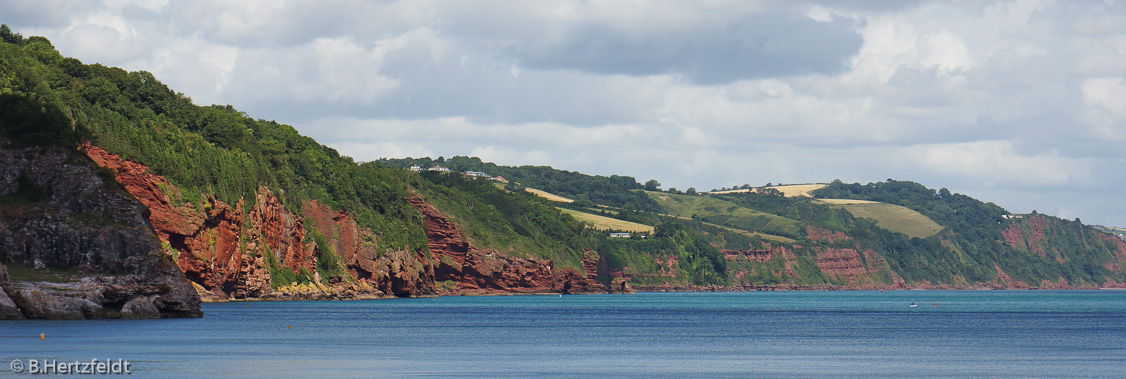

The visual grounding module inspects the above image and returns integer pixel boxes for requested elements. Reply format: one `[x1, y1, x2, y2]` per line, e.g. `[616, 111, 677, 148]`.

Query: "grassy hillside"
[646, 191, 802, 239]
[819, 200, 943, 238]
[559, 208, 654, 233]
[701, 222, 796, 243]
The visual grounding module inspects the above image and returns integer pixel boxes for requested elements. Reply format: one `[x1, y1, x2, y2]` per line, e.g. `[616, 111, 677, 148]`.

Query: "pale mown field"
[820, 201, 944, 239]
[816, 198, 879, 204]
[767, 184, 828, 197]
[707, 184, 827, 197]
[559, 208, 654, 233]
[525, 188, 573, 203]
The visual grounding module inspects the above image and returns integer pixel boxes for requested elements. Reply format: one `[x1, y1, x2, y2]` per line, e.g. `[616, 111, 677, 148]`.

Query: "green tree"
[0, 93, 82, 148]
[644, 179, 661, 191]
[1, 24, 23, 45]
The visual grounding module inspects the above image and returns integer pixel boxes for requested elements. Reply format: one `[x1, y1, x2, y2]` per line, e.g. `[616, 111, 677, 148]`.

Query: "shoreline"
[198, 285, 1126, 303]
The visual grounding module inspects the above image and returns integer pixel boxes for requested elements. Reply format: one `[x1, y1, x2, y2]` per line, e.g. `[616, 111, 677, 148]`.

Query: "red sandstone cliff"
[81, 143, 436, 300]
[405, 196, 607, 295]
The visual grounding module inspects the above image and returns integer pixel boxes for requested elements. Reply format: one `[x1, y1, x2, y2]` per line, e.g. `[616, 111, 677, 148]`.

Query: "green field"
[646, 191, 801, 238]
[821, 201, 943, 238]
[701, 222, 796, 243]
[559, 208, 654, 233]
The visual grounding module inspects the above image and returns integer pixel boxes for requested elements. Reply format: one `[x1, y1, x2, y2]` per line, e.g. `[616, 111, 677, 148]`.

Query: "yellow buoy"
[40, 333, 45, 340]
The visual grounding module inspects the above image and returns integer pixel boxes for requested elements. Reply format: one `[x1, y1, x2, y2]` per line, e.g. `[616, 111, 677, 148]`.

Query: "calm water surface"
[2, 291, 1125, 377]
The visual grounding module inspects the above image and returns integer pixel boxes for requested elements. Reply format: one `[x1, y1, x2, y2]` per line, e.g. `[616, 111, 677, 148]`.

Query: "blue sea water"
[2, 290, 1126, 378]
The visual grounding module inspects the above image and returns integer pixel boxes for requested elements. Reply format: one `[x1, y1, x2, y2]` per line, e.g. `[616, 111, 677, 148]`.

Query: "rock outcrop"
[0, 146, 202, 319]
[406, 195, 606, 295]
[302, 199, 437, 297]
[82, 143, 436, 300]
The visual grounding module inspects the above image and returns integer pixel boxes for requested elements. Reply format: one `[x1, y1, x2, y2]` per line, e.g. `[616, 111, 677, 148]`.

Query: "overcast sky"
[6, 0, 1126, 226]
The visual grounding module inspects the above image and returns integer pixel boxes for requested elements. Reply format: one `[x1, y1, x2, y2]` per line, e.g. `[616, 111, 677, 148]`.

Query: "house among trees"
[409, 165, 421, 172]
[610, 232, 631, 238]
[464, 171, 489, 178]
[493, 176, 508, 183]
[428, 166, 450, 172]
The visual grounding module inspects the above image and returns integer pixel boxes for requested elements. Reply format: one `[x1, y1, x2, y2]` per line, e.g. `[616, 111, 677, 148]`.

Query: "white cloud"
[911, 141, 1091, 187]
[1083, 77, 1126, 115]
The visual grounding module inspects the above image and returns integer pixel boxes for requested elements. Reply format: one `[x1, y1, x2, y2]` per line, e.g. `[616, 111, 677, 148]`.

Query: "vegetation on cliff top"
[0, 28, 427, 261]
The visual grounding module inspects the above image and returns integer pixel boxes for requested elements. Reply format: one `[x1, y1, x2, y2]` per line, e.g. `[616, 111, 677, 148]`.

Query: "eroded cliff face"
[0, 146, 201, 319]
[302, 199, 436, 297]
[82, 143, 437, 300]
[997, 216, 1126, 289]
[406, 196, 606, 295]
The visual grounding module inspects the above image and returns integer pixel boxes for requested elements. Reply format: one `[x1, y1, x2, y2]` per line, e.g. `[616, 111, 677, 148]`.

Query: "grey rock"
[0, 282, 25, 320]
[8, 288, 86, 319]
[0, 146, 202, 319]
[120, 296, 160, 319]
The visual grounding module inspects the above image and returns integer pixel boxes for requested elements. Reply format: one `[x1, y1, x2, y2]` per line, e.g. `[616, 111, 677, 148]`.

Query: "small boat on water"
[909, 302, 918, 308]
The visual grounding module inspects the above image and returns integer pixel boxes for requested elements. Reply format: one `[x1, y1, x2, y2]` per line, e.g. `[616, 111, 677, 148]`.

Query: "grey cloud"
[795, 0, 931, 13]
[223, 39, 662, 127]
[507, 13, 863, 84]
[0, 1, 101, 28]
[161, 1, 440, 49]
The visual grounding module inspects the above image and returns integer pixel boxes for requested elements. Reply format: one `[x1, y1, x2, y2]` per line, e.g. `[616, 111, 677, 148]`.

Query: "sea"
[2, 290, 1125, 378]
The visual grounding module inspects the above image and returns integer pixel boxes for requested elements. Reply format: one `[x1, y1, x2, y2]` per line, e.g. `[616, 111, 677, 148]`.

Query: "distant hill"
[817, 199, 943, 239]
[380, 156, 662, 212]
[646, 191, 802, 240]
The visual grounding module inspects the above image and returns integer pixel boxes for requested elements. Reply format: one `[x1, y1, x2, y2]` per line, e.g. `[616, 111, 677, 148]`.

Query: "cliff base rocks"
[0, 146, 202, 319]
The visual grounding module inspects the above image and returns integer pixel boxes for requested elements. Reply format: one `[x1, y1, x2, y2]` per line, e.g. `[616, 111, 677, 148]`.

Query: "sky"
[5, 0, 1126, 226]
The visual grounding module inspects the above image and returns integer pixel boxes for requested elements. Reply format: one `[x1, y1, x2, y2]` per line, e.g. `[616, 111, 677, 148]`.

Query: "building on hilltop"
[409, 165, 421, 172]
[464, 171, 489, 178]
[428, 166, 450, 172]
